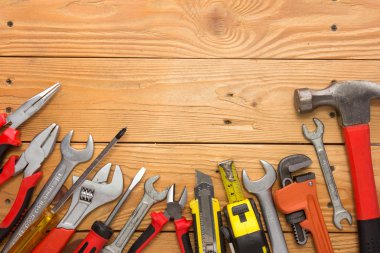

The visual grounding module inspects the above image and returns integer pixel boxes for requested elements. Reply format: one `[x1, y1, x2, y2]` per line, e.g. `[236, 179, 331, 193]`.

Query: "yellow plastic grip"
[7, 207, 56, 253]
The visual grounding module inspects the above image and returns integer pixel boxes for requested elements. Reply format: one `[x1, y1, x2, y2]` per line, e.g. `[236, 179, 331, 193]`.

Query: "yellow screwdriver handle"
[8, 207, 56, 253]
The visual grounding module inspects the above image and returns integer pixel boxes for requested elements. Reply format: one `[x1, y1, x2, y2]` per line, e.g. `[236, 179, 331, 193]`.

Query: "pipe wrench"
[32, 163, 123, 253]
[273, 154, 333, 253]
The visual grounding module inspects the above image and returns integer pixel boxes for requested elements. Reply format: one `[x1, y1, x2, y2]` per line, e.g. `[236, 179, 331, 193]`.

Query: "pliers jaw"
[164, 185, 188, 220]
[14, 123, 59, 177]
[6, 83, 60, 129]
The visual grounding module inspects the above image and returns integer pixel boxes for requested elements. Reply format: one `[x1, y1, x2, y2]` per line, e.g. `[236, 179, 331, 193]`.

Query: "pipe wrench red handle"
[274, 175, 333, 253]
[343, 124, 380, 252]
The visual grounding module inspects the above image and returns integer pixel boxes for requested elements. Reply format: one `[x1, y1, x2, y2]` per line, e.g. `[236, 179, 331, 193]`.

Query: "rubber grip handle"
[32, 227, 75, 253]
[75, 230, 108, 253]
[217, 210, 226, 253]
[128, 212, 169, 253]
[0, 127, 21, 165]
[343, 124, 380, 220]
[357, 218, 380, 253]
[174, 218, 193, 253]
[0, 156, 17, 185]
[0, 171, 42, 243]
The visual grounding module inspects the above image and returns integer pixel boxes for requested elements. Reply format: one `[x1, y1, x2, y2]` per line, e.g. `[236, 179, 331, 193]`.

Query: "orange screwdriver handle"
[274, 178, 333, 253]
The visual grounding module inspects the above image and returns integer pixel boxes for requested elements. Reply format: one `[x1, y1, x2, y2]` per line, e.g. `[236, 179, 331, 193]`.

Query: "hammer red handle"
[343, 124, 380, 252]
[32, 227, 75, 253]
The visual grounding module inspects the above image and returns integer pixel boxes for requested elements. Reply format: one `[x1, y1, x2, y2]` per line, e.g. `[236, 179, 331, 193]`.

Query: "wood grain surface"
[1, 1, 379, 252]
[1, 58, 380, 143]
[1, 0, 380, 59]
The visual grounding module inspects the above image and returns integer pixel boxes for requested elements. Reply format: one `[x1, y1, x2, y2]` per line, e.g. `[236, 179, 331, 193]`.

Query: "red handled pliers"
[128, 185, 193, 253]
[0, 123, 59, 242]
[0, 83, 60, 166]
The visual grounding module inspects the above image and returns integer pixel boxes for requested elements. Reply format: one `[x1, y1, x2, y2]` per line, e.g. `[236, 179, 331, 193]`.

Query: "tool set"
[0, 80, 378, 253]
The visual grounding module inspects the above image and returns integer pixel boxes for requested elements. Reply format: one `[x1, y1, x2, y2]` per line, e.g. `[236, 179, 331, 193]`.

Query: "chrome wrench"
[302, 118, 352, 230]
[102, 175, 169, 253]
[243, 160, 289, 253]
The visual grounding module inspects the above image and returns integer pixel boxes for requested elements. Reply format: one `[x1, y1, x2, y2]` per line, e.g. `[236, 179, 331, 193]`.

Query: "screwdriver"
[74, 166, 146, 253]
[7, 128, 127, 253]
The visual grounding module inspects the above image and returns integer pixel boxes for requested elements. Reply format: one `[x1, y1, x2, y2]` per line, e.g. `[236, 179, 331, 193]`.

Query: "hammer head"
[295, 80, 380, 126]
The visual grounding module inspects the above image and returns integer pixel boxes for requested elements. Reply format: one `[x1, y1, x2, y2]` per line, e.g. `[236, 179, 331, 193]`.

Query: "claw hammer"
[295, 80, 380, 253]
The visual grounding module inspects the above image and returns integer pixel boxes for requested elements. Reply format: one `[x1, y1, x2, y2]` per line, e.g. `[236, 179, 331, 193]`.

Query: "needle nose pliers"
[128, 184, 193, 253]
[0, 123, 59, 242]
[0, 83, 60, 165]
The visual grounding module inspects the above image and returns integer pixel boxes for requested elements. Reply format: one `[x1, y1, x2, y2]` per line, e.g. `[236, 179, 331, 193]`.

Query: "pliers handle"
[0, 169, 42, 241]
[128, 212, 192, 253]
[0, 113, 21, 165]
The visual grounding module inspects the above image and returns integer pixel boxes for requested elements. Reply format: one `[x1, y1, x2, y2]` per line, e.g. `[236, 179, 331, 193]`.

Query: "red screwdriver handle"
[0, 156, 18, 185]
[32, 227, 75, 253]
[174, 218, 193, 253]
[343, 124, 380, 253]
[74, 221, 114, 253]
[128, 212, 169, 253]
[0, 171, 42, 243]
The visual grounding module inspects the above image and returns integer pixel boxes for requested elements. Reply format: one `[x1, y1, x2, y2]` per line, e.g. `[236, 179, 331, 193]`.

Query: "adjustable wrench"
[302, 118, 352, 230]
[242, 160, 288, 253]
[2, 130, 94, 253]
[32, 163, 124, 253]
[102, 175, 169, 253]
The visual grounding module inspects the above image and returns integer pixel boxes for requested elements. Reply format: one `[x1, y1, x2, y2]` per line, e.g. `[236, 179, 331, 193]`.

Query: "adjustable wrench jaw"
[57, 163, 123, 230]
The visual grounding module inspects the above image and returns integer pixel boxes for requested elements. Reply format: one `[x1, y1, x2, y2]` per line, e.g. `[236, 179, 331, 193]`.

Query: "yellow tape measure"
[218, 160, 245, 203]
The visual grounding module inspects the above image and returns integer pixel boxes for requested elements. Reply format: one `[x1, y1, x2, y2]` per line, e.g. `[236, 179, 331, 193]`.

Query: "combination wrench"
[102, 175, 169, 253]
[302, 118, 352, 229]
[242, 160, 288, 253]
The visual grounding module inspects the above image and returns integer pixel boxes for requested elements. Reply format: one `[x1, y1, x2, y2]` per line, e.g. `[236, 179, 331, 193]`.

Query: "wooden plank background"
[1, 1, 380, 252]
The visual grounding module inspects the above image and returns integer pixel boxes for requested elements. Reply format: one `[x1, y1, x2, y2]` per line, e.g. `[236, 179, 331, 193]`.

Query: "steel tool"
[242, 161, 288, 253]
[74, 167, 146, 253]
[274, 154, 333, 253]
[218, 160, 270, 253]
[0, 83, 60, 166]
[102, 175, 169, 253]
[32, 163, 124, 253]
[5, 128, 126, 253]
[0, 124, 59, 242]
[128, 185, 192, 253]
[190, 170, 225, 253]
[2, 129, 94, 253]
[295, 80, 380, 252]
[302, 118, 352, 229]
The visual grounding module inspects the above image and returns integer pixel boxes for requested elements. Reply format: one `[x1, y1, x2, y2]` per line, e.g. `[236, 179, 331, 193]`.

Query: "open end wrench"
[2, 130, 94, 253]
[302, 118, 352, 230]
[102, 175, 169, 253]
[242, 160, 288, 253]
